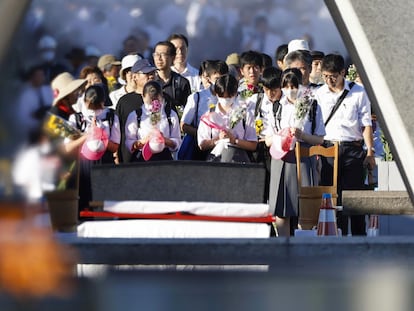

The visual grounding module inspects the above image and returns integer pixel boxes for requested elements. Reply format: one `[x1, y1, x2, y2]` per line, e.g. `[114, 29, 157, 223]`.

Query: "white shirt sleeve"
[125, 111, 139, 153]
[181, 92, 197, 126]
[197, 113, 213, 148]
[109, 114, 121, 144]
[166, 110, 182, 152]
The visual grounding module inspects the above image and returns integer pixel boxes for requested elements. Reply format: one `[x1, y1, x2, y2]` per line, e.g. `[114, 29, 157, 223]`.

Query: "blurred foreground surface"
[0, 265, 413, 311]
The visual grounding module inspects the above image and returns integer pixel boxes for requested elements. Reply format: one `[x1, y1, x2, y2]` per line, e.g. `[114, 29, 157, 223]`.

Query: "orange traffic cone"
[317, 193, 338, 236]
[367, 215, 379, 236]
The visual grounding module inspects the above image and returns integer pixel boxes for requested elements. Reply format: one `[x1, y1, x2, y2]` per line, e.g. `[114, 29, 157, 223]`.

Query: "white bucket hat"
[120, 54, 142, 78]
[51, 72, 86, 105]
[287, 39, 310, 54]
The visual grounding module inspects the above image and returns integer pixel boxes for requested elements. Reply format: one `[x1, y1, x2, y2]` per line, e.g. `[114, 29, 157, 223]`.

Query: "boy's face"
[263, 86, 282, 102]
[240, 64, 261, 85]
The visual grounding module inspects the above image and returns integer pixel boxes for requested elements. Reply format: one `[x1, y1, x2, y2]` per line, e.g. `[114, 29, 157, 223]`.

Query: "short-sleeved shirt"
[181, 87, 217, 127]
[197, 102, 257, 148]
[315, 80, 371, 141]
[124, 101, 181, 153]
[66, 107, 121, 145]
[260, 93, 325, 139]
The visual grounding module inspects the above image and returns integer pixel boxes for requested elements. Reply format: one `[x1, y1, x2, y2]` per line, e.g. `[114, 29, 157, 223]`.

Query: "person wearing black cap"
[115, 58, 157, 163]
[309, 50, 325, 85]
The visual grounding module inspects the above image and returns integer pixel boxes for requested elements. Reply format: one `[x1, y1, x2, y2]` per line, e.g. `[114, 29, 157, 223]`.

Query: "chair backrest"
[295, 142, 339, 230]
[295, 142, 338, 189]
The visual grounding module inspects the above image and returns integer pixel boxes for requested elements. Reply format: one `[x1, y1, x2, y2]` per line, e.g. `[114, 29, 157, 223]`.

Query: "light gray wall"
[325, 0, 414, 201]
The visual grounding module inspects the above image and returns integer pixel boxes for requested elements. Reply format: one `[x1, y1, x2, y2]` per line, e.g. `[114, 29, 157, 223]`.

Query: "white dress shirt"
[315, 80, 371, 141]
[258, 92, 326, 138]
[171, 63, 201, 93]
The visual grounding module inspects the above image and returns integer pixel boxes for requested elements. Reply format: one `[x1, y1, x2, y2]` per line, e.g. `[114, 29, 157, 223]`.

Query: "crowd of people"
[11, 1, 380, 237]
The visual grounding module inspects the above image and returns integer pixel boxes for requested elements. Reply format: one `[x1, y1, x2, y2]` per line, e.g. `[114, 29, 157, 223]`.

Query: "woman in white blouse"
[197, 74, 257, 162]
[125, 80, 181, 162]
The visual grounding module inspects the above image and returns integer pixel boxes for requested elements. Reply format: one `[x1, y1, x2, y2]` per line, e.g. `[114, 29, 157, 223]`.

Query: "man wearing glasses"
[315, 53, 376, 236]
[152, 41, 191, 120]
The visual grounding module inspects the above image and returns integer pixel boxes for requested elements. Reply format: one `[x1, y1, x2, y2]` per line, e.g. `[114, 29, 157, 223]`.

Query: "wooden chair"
[295, 142, 339, 229]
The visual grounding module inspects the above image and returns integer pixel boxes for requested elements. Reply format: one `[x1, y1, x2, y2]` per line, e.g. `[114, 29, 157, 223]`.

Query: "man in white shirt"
[168, 33, 201, 93]
[315, 53, 375, 236]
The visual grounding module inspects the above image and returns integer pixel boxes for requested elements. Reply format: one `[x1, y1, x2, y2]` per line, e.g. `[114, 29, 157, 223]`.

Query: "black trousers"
[320, 142, 367, 236]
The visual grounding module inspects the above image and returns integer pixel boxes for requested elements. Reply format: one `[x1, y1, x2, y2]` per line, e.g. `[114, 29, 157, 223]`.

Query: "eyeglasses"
[152, 52, 170, 58]
[322, 73, 340, 81]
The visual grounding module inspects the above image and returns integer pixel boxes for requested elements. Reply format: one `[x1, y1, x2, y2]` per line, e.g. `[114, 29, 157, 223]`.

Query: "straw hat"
[225, 53, 240, 66]
[51, 72, 86, 105]
[97, 54, 121, 72]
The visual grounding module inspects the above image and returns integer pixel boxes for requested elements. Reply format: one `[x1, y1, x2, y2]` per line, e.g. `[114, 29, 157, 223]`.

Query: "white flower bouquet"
[229, 105, 247, 129]
[293, 89, 314, 129]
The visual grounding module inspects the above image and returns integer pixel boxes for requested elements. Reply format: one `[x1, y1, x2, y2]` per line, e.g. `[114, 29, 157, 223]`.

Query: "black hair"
[275, 44, 288, 63]
[167, 33, 189, 47]
[143, 80, 162, 100]
[239, 50, 263, 68]
[262, 67, 282, 89]
[284, 50, 312, 68]
[321, 53, 345, 73]
[261, 53, 273, 69]
[84, 84, 105, 109]
[199, 60, 229, 77]
[214, 74, 238, 97]
[154, 41, 176, 56]
[281, 68, 303, 88]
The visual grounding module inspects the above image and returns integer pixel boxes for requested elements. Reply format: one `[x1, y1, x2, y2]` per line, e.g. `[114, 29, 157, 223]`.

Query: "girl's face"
[282, 83, 299, 102]
[85, 73, 102, 89]
[217, 92, 237, 108]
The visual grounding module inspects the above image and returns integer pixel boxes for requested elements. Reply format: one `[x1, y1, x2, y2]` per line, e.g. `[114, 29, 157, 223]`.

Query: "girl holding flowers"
[125, 80, 181, 162]
[264, 68, 325, 236]
[197, 74, 257, 163]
